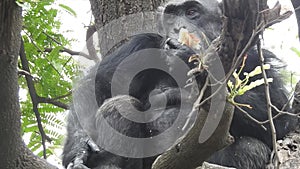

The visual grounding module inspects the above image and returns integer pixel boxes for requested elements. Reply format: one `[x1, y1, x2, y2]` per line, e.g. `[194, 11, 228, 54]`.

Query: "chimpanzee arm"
[62, 108, 101, 169]
[63, 95, 155, 169]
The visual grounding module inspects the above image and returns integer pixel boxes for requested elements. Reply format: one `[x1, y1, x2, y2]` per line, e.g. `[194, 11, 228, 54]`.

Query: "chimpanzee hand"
[66, 138, 100, 169]
[165, 38, 197, 57]
[164, 38, 198, 68]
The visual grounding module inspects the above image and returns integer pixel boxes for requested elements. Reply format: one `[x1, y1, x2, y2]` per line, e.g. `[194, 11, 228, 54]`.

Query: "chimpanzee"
[62, 0, 298, 169]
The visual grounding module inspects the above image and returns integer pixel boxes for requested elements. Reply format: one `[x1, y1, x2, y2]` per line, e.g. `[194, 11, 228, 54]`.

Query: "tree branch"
[42, 31, 95, 61]
[43, 47, 91, 59]
[257, 40, 279, 168]
[291, 0, 300, 42]
[38, 96, 69, 110]
[18, 69, 33, 78]
[51, 91, 72, 100]
[86, 25, 100, 62]
[19, 38, 49, 159]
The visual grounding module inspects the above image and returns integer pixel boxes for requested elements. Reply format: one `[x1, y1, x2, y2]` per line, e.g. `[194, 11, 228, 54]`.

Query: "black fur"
[62, 1, 297, 169]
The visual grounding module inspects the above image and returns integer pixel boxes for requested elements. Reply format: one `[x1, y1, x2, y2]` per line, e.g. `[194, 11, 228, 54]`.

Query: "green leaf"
[291, 47, 300, 57]
[20, 0, 79, 161]
[59, 4, 77, 17]
[246, 64, 270, 78]
[239, 78, 273, 96]
[23, 125, 38, 132]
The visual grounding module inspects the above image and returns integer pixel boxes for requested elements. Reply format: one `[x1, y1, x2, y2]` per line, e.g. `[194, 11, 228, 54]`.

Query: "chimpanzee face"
[161, 0, 222, 43]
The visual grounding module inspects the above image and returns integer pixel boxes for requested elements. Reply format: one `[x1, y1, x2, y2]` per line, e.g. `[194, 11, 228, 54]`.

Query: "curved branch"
[86, 25, 100, 62]
[42, 31, 94, 61]
[43, 47, 91, 59]
[38, 96, 69, 110]
[19, 38, 49, 159]
[291, 0, 300, 42]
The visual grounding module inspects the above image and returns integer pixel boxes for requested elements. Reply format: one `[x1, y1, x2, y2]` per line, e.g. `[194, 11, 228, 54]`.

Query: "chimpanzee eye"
[185, 8, 199, 18]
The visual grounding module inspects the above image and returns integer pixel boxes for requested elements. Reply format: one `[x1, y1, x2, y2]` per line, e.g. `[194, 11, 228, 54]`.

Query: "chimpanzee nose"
[174, 26, 186, 33]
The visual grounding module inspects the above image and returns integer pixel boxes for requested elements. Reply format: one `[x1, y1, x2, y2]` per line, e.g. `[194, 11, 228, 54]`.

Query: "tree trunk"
[89, 0, 166, 56]
[0, 0, 23, 167]
[0, 1, 56, 168]
[291, 0, 300, 43]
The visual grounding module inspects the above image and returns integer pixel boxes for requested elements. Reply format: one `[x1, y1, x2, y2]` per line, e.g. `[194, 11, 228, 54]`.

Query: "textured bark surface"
[291, 0, 300, 43]
[0, 1, 56, 168]
[152, 104, 234, 169]
[0, 0, 24, 167]
[89, 0, 166, 56]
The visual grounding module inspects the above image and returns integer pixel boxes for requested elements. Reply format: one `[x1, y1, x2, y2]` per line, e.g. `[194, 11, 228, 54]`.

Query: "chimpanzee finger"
[68, 162, 90, 169]
[87, 139, 100, 153]
[165, 38, 182, 49]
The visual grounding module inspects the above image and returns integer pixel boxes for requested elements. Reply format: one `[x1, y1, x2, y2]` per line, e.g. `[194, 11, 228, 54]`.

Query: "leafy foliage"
[19, 0, 79, 160]
[227, 56, 273, 108]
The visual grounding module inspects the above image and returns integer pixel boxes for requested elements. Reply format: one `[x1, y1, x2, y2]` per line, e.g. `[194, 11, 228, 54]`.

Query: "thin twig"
[23, 30, 64, 79]
[183, 77, 210, 131]
[51, 91, 72, 101]
[42, 31, 94, 60]
[198, 3, 288, 114]
[198, 30, 257, 108]
[43, 47, 91, 59]
[234, 104, 267, 130]
[257, 40, 279, 168]
[38, 96, 69, 110]
[194, 76, 209, 109]
[281, 91, 294, 111]
[18, 69, 33, 78]
[258, 104, 300, 125]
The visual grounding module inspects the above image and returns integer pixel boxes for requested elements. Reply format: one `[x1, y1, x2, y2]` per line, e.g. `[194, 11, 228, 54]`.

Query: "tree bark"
[89, 0, 166, 56]
[291, 0, 300, 43]
[0, 0, 56, 168]
[0, 0, 23, 167]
